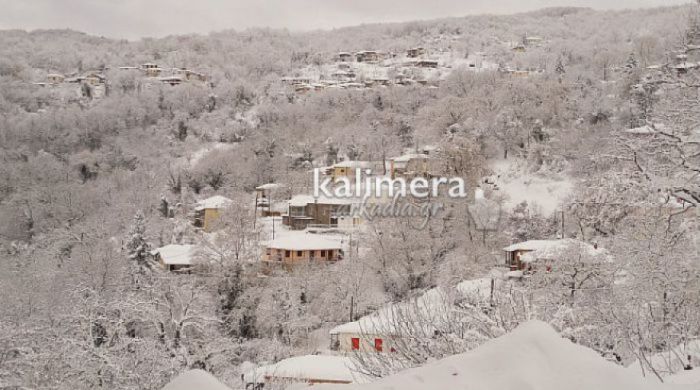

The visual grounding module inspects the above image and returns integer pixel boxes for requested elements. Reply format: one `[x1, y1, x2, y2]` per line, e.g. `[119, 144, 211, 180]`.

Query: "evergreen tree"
[624, 52, 638, 70]
[159, 196, 170, 218]
[555, 57, 566, 84]
[125, 211, 151, 274]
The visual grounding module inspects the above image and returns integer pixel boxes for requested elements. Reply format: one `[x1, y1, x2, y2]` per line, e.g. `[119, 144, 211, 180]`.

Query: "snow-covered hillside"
[488, 158, 573, 216]
[318, 321, 693, 390]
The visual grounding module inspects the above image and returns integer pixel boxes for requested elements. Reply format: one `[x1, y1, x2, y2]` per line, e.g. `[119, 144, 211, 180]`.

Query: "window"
[320, 250, 326, 257]
[285, 251, 291, 258]
[351, 337, 360, 351]
[374, 338, 383, 352]
[297, 250, 303, 257]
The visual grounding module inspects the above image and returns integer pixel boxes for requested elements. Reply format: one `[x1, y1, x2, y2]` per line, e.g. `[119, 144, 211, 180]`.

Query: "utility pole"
[561, 209, 565, 239]
[349, 296, 354, 322]
[253, 191, 258, 229]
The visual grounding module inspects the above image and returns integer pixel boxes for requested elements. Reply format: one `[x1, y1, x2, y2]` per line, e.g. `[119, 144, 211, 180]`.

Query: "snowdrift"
[162, 369, 232, 390]
[319, 321, 694, 390]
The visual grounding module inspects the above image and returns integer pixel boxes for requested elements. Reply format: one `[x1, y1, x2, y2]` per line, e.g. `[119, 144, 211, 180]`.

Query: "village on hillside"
[1, 3, 699, 390]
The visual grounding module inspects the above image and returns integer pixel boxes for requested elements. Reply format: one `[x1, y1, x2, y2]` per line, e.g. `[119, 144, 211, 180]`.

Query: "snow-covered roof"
[288, 194, 354, 207]
[392, 153, 429, 163]
[331, 277, 498, 336]
[266, 234, 343, 251]
[256, 183, 283, 190]
[244, 355, 371, 384]
[624, 125, 656, 135]
[152, 244, 196, 265]
[503, 239, 610, 263]
[674, 62, 699, 70]
[195, 195, 232, 210]
[162, 369, 231, 390]
[322, 321, 668, 390]
[332, 160, 374, 169]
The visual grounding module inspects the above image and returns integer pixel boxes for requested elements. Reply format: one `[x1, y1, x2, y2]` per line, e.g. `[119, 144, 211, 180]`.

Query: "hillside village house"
[332, 70, 355, 82]
[524, 36, 544, 46]
[337, 52, 353, 62]
[255, 183, 283, 205]
[263, 235, 343, 265]
[331, 277, 499, 354]
[368, 77, 390, 87]
[244, 355, 370, 388]
[356, 50, 380, 63]
[255, 183, 286, 217]
[407, 47, 426, 58]
[160, 76, 184, 86]
[283, 195, 358, 230]
[416, 59, 439, 68]
[503, 239, 609, 272]
[330, 316, 398, 353]
[175, 68, 207, 82]
[295, 84, 314, 93]
[47, 73, 65, 84]
[281, 76, 312, 86]
[194, 195, 232, 232]
[140, 63, 162, 77]
[152, 244, 197, 272]
[389, 152, 436, 179]
[327, 160, 378, 180]
[83, 72, 105, 86]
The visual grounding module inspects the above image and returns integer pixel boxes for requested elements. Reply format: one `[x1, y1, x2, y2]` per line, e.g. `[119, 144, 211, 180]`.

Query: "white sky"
[0, 0, 690, 40]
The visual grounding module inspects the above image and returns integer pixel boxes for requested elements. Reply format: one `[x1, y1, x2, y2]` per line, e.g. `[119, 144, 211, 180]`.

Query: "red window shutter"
[374, 338, 383, 352]
[351, 337, 360, 350]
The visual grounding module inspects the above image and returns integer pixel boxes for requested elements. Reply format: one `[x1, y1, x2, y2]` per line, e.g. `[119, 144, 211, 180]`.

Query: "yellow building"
[389, 153, 431, 179]
[140, 63, 162, 77]
[263, 234, 343, 265]
[194, 195, 232, 232]
[83, 73, 104, 86]
[47, 73, 65, 84]
[330, 160, 375, 180]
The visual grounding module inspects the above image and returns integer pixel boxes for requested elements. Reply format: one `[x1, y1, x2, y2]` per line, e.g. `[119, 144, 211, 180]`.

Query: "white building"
[244, 355, 371, 388]
[152, 244, 197, 272]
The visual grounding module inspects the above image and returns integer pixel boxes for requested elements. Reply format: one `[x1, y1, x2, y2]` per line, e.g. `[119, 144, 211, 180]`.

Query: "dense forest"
[0, 4, 698, 389]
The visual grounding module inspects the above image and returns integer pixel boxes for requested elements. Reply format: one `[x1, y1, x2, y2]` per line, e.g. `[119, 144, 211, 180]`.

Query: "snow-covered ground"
[317, 321, 693, 390]
[488, 158, 574, 216]
[627, 340, 700, 378]
[243, 355, 372, 385]
[188, 142, 236, 166]
[161, 369, 232, 390]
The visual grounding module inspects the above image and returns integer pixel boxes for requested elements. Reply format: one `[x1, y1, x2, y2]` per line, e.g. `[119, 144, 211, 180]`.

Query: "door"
[374, 338, 383, 352]
[351, 337, 360, 351]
